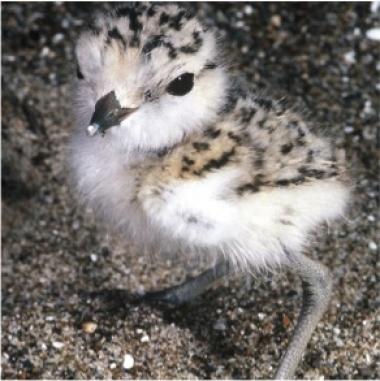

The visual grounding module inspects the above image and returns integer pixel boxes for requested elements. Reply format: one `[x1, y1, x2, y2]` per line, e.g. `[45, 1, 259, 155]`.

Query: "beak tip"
[86, 124, 100, 137]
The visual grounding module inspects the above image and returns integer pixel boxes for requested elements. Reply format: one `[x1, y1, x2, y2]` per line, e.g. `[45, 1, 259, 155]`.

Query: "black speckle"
[115, 6, 131, 17]
[279, 219, 294, 226]
[236, 182, 260, 195]
[168, 49, 177, 59]
[204, 62, 217, 70]
[286, 121, 299, 129]
[220, 85, 247, 114]
[115, 7, 142, 47]
[254, 173, 265, 182]
[276, 175, 306, 186]
[256, 97, 273, 110]
[254, 158, 265, 169]
[184, 10, 195, 20]
[142, 35, 164, 55]
[298, 127, 306, 138]
[180, 45, 198, 54]
[147, 6, 156, 17]
[307, 150, 314, 163]
[159, 12, 170, 26]
[163, 42, 177, 59]
[129, 10, 142, 32]
[182, 156, 195, 166]
[258, 118, 267, 129]
[108, 27, 126, 47]
[275, 179, 290, 186]
[253, 146, 266, 168]
[144, 90, 152, 101]
[87, 20, 101, 35]
[179, 30, 203, 54]
[193, 30, 203, 45]
[281, 143, 294, 155]
[228, 132, 242, 144]
[186, 215, 198, 224]
[298, 167, 327, 179]
[156, 147, 170, 158]
[193, 142, 210, 152]
[239, 107, 257, 124]
[169, 10, 186, 31]
[196, 148, 236, 175]
[204, 128, 221, 139]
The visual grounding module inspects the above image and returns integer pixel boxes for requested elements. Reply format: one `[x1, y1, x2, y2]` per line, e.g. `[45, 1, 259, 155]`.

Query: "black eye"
[167, 73, 194, 96]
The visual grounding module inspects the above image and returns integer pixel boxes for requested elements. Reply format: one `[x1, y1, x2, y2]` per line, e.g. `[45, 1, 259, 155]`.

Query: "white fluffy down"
[138, 170, 350, 270]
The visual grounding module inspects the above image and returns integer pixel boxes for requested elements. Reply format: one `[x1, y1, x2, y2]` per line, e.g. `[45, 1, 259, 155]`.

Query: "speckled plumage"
[70, 3, 349, 270]
[69, 4, 350, 378]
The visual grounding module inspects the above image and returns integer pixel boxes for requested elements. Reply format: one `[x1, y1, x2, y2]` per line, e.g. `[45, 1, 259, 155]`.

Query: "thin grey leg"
[275, 253, 333, 379]
[143, 261, 230, 305]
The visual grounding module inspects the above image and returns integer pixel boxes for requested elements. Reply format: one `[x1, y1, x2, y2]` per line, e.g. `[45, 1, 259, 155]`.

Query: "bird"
[69, 3, 350, 379]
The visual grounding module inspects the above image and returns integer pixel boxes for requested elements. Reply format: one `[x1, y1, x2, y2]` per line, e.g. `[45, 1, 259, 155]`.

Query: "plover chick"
[69, 4, 350, 379]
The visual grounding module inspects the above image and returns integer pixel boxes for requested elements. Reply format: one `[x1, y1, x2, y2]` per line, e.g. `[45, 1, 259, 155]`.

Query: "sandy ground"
[2, 2, 379, 379]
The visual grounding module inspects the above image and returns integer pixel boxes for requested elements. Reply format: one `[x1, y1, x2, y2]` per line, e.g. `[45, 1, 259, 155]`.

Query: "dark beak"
[86, 91, 138, 137]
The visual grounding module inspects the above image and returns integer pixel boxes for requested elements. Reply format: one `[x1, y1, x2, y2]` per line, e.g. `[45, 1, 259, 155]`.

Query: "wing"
[134, 94, 350, 269]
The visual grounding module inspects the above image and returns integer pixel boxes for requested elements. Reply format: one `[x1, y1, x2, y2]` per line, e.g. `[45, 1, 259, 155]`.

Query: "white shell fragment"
[123, 354, 134, 370]
[368, 241, 377, 251]
[366, 28, 380, 41]
[52, 341, 64, 349]
[86, 123, 100, 137]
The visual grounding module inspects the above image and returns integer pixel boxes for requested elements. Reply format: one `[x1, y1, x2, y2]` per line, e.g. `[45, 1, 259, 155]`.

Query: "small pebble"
[333, 327, 341, 335]
[367, 215, 375, 222]
[363, 100, 373, 115]
[213, 317, 227, 331]
[258, 312, 266, 321]
[140, 334, 150, 343]
[123, 354, 134, 370]
[366, 28, 380, 41]
[52, 341, 64, 349]
[82, 321, 97, 334]
[270, 15, 282, 28]
[61, 19, 70, 29]
[354, 27, 361, 36]
[40, 46, 50, 57]
[4, 55, 16, 62]
[344, 126, 354, 134]
[282, 314, 291, 328]
[90, 253, 98, 262]
[343, 51, 356, 64]
[335, 338, 344, 347]
[368, 241, 377, 251]
[110, 362, 117, 369]
[244, 5, 253, 15]
[52, 33, 64, 44]
[235, 20, 245, 29]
